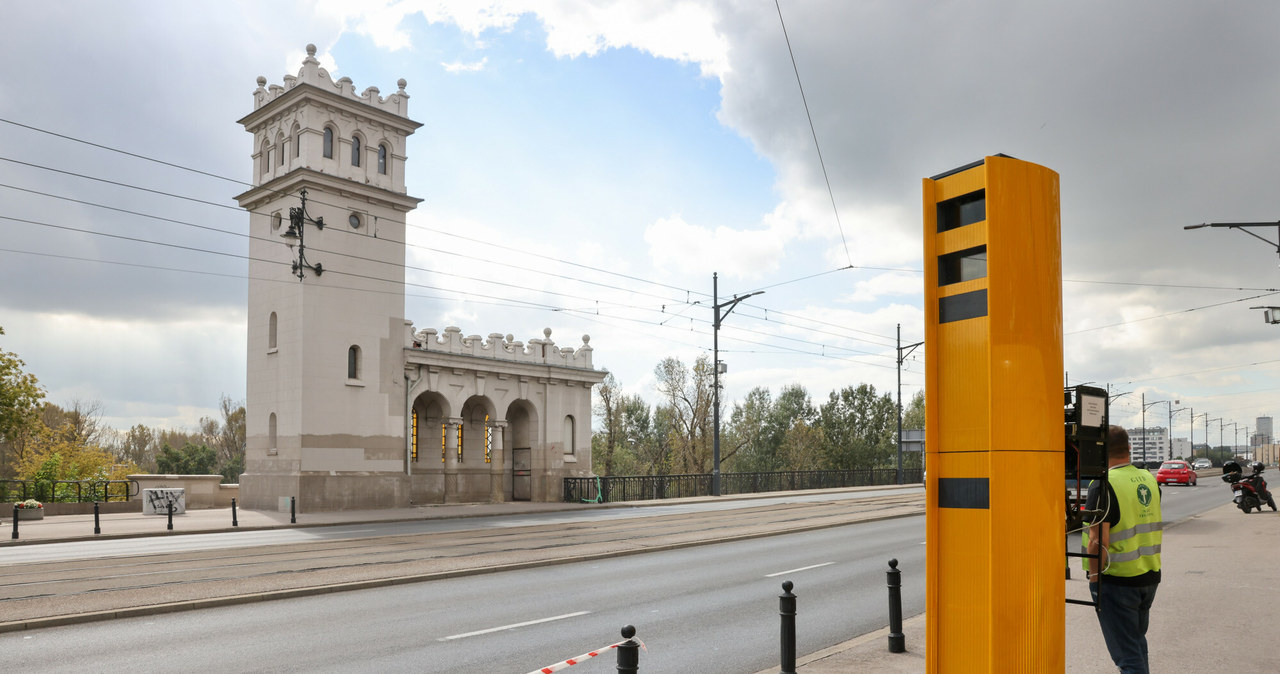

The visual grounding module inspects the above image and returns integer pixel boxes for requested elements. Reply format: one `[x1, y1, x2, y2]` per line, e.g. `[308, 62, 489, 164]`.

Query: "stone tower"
[235, 45, 423, 511]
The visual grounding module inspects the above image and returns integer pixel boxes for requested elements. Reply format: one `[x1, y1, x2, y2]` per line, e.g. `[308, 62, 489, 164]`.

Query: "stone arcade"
[235, 46, 604, 512]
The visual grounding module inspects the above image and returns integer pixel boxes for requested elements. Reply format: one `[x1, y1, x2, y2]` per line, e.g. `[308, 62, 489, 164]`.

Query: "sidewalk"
[0, 484, 912, 545]
[779, 502, 1277, 672]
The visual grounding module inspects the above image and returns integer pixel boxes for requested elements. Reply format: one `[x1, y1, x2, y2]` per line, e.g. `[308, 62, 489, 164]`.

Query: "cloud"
[643, 214, 795, 280]
[442, 57, 488, 73]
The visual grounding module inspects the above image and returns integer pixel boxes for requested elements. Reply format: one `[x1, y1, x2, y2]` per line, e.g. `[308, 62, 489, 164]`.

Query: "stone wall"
[127, 475, 236, 509]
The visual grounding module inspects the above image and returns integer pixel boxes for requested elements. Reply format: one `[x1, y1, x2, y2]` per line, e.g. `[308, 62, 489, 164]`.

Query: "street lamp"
[710, 272, 763, 497]
[1225, 422, 1240, 460]
[1140, 395, 1175, 464]
[1186, 221, 1280, 323]
[281, 188, 326, 280]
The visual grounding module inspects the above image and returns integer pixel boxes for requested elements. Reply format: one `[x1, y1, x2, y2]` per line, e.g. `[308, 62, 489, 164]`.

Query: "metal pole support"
[887, 558, 905, 653]
[11, 506, 17, 540]
[616, 624, 639, 673]
[780, 580, 797, 674]
[167, 501, 174, 531]
[231, 497, 238, 527]
[94, 501, 101, 535]
[290, 496, 296, 524]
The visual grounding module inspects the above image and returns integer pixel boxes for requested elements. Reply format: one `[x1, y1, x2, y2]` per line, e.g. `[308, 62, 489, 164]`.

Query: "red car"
[1156, 460, 1197, 486]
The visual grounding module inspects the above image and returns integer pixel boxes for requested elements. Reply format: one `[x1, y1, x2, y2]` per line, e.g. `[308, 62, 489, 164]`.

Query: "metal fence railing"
[0, 479, 138, 504]
[563, 468, 921, 503]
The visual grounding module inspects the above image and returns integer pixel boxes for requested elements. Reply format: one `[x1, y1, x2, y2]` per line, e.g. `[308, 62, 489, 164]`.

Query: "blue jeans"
[1090, 581, 1158, 674]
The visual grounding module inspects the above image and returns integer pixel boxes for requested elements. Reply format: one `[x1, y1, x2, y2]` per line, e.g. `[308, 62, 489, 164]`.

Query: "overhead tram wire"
[0, 147, 714, 309]
[0, 119, 1006, 355]
[0, 181, 698, 309]
[6, 164, 907, 348]
[774, 0, 853, 268]
[0, 118, 713, 301]
[5, 178, 904, 355]
[1065, 290, 1280, 335]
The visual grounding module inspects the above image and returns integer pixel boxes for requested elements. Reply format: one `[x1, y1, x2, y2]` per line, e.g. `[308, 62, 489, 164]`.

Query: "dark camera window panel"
[937, 189, 986, 232]
[938, 245, 987, 285]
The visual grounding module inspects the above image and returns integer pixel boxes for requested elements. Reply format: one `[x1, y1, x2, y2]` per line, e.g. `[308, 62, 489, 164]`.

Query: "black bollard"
[11, 506, 17, 540]
[167, 501, 174, 531]
[780, 580, 797, 674]
[616, 624, 639, 674]
[887, 558, 905, 653]
[94, 501, 101, 535]
[231, 498, 238, 527]
[290, 496, 296, 524]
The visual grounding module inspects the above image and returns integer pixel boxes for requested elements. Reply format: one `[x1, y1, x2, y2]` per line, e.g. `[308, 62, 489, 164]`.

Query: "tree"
[155, 443, 219, 475]
[117, 424, 159, 473]
[817, 384, 898, 470]
[725, 384, 818, 473]
[16, 418, 138, 482]
[42, 399, 108, 447]
[0, 326, 46, 475]
[199, 395, 245, 483]
[653, 355, 717, 474]
[903, 390, 925, 430]
[593, 373, 624, 476]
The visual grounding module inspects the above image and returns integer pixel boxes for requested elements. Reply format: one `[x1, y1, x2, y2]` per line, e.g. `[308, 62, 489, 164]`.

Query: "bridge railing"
[563, 468, 921, 503]
[0, 479, 139, 504]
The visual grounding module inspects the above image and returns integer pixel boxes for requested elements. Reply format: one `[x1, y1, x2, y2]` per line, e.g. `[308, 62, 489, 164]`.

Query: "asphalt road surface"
[1, 518, 927, 674]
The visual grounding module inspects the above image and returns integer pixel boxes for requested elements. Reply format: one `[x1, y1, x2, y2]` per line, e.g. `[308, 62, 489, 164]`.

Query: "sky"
[3, 1, 1280, 450]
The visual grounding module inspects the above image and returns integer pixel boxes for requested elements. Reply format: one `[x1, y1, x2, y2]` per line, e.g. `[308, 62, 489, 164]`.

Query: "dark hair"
[1107, 425, 1130, 459]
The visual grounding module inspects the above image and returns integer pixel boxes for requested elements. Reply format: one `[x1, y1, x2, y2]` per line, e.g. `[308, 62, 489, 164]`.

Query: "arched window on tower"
[269, 412, 277, 452]
[292, 123, 301, 158]
[563, 415, 576, 454]
[347, 345, 361, 380]
[378, 144, 388, 175]
[268, 311, 277, 351]
[323, 127, 334, 159]
[261, 141, 271, 176]
[351, 135, 361, 166]
[276, 133, 285, 167]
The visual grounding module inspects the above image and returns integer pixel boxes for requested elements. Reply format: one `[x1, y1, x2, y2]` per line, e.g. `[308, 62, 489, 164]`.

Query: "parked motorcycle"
[1221, 461, 1277, 514]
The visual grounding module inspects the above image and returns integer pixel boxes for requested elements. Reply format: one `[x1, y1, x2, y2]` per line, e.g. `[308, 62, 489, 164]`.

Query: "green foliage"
[652, 355, 716, 474]
[0, 326, 46, 475]
[155, 443, 219, 475]
[724, 384, 818, 473]
[816, 384, 898, 470]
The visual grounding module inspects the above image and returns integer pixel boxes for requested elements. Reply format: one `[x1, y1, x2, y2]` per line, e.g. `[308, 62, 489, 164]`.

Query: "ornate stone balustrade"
[407, 324, 595, 370]
[252, 44, 410, 116]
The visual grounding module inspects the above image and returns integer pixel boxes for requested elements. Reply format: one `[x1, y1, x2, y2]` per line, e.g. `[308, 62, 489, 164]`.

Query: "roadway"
[1, 517, 927, 673]
[0, 479, 1231, 672]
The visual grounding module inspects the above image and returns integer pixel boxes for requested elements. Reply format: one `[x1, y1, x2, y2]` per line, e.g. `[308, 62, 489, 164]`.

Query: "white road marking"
[439, 611, 591, 641]
[765, 562, 834, 578]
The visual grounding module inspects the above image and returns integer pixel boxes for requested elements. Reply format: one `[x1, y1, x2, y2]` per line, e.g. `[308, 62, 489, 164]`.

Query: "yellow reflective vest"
[1082, 464, 1162, 577]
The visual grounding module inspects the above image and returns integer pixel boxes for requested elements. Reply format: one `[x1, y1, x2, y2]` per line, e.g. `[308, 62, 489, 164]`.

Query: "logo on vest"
[1137, 483, 1153, 507]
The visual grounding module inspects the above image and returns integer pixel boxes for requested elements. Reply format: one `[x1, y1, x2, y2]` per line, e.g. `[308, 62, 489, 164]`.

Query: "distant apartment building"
[1254, 416, 1274, 447]
[1171, 437, 1191, 459]
[1130, 426, 1169, 464]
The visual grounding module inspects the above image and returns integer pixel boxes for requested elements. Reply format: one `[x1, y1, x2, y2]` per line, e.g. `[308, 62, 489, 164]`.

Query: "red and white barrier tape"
[527, 638, 646, 674]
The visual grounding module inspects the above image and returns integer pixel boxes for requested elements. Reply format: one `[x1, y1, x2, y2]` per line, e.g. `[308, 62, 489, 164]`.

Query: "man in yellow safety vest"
[1083, 425, 1163, 674]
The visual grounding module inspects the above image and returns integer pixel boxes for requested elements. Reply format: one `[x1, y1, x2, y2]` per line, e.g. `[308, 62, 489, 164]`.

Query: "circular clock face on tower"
[349, 213, 361, 229]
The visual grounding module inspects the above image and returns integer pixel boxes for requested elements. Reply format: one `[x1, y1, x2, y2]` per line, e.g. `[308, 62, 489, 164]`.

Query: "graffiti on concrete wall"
[142, 488, 186, 515]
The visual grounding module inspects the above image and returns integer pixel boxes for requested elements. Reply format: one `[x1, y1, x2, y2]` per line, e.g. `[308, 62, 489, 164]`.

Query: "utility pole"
[896, 324, 923, 485]
[711, 272, 763, 497]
